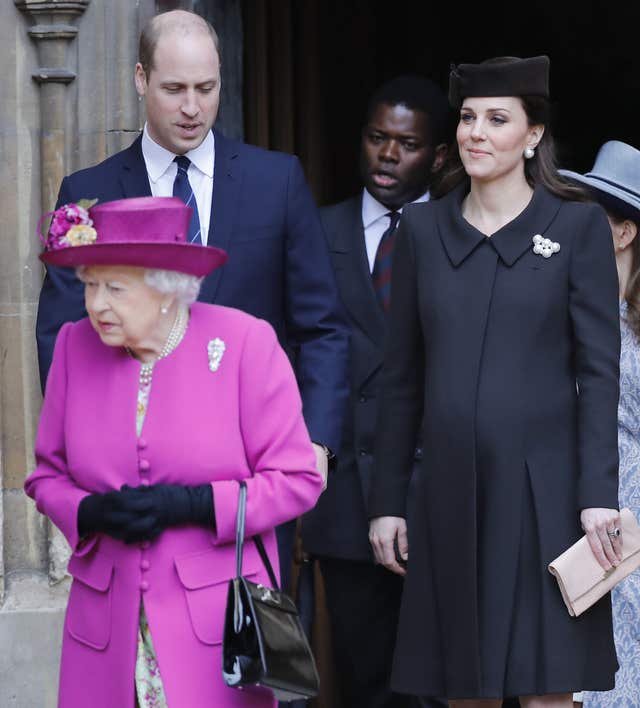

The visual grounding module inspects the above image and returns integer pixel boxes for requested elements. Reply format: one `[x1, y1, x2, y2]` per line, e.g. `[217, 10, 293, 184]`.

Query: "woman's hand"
[78, 484, 215, 544]
[369, 516, 408, 577]
[120, 484, 214, 543]
[580, 507, 623, 571]
[77, 488, 153, 539]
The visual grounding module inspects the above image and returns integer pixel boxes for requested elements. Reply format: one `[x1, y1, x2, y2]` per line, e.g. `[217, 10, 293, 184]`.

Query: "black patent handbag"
[222, 481, 320, 701]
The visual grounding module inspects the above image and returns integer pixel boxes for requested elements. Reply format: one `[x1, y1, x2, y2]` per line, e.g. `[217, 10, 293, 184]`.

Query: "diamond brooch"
[208, 338, 226, 372]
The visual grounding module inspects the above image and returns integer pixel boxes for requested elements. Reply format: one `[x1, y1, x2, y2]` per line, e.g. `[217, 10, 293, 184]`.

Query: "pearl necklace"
[133, 306, 189, 388]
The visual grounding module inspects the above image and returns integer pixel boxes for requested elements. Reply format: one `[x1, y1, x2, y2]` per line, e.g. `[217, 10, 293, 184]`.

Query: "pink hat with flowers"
[39, 196, 227, 277]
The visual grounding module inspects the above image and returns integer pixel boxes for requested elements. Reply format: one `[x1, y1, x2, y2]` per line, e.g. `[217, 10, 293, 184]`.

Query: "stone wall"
[0, 2, 242, 705]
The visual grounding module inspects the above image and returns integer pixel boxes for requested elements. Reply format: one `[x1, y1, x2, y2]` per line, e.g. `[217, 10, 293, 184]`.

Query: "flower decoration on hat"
[38, 199, 98, 251]
[37, 196, 228, 277]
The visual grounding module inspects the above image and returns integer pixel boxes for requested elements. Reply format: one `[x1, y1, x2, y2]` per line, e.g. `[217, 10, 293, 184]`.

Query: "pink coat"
[25, 303, 323, 708]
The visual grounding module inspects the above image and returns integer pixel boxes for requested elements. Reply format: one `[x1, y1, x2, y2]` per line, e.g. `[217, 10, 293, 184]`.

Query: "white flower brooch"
[532, 234, 560, 259]
[208, 338, 226, 372]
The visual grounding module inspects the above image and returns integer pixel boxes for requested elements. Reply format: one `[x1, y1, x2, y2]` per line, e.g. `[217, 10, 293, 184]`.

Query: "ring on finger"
[607, 527, 621, 538]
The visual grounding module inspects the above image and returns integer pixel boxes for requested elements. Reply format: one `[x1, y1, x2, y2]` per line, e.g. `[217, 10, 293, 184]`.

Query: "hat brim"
[559, 170, 640, 221]
[40, 242, 228, 277]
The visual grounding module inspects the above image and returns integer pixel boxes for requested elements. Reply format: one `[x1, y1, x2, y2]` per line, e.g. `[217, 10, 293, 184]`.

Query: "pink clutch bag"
[548, 508, 640, 617]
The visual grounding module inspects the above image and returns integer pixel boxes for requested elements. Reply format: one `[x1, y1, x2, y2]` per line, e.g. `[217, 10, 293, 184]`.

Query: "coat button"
[138, 438, 148, 450]
[140, 478, 150, 487]
[140, 559, 150, 571]
[141, 540, 151, 550]
[139, 459, 150, 472]
[140, 580, 149, 592]
[359, 449, 368, 457]
[359, 396, 367, 403]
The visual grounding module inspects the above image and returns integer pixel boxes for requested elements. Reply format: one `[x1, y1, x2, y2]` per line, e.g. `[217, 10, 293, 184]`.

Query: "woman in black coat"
[368, 56, 623, 707]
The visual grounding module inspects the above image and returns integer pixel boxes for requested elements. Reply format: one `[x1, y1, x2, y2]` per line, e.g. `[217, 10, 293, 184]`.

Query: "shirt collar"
[361, 188, 430, 229]
[141, 124, 215, 183]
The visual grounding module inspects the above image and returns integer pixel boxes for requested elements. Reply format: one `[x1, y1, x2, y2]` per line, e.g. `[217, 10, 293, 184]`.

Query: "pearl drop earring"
[524, 146, 535, 159]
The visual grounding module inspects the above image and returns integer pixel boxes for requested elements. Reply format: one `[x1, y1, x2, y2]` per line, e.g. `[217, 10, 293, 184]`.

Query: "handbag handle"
[236, 481, 280, 590]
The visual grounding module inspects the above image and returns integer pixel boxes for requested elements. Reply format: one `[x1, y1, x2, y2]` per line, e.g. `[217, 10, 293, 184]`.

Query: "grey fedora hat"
[560, 140, 640, 220]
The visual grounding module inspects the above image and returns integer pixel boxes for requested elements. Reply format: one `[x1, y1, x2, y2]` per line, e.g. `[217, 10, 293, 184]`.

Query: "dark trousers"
[320, 557, 446, 708]
[276, 518, 298, 593]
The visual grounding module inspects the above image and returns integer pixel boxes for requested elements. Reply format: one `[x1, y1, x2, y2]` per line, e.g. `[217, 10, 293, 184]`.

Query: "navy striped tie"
[172, 155, 202, 244]
[372, 211, 401, 312]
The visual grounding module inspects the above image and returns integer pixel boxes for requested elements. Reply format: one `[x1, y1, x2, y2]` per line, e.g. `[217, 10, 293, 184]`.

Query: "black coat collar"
[438, 182, 564, 267]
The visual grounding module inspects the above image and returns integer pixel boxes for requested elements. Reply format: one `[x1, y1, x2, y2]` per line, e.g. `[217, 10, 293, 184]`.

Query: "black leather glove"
[119, 483, 215, 543]
[77, 487, 155, 540]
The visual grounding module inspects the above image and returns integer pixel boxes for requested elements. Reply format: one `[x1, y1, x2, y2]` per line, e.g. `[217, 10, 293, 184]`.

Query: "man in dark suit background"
[36, 9, 348, 593]
[302, 77, 450, 708]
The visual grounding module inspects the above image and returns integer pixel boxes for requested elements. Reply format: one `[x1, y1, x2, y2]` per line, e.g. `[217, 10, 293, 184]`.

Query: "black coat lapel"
[199, 130, 241, 303]
[118, 135, 153, 198]
[490, 186, 564, 265]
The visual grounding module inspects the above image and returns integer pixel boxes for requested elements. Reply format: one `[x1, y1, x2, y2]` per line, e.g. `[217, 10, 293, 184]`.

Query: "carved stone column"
[15, 1, 90, 215]
[15, 0, 91, 589]
[0, 5, 89, 707]
[1, 2, 241, 704]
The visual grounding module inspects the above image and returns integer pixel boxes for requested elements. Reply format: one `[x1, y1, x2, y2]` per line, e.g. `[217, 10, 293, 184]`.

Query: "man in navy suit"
[36, 10, 348, 591]
[302, 77, 450, 708]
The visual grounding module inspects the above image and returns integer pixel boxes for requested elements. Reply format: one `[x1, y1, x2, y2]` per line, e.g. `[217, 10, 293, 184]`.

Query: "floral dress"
[134, 375, 169, 708]
[583, 301, 640, 707]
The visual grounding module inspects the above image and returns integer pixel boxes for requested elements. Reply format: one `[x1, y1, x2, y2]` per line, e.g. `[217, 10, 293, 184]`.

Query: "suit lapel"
[118, 135, 153, 198]
[199, 130, 241, 303]
[333, 197, 386, 384]
[345, 199, 386, 343]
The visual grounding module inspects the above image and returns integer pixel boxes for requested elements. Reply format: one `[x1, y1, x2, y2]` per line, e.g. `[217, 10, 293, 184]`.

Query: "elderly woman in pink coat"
[24, 196, 323, 708]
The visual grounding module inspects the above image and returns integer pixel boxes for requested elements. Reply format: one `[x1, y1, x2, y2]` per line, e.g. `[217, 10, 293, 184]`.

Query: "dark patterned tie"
[172, 155, 202, 244]
[372, 211, 401, 312]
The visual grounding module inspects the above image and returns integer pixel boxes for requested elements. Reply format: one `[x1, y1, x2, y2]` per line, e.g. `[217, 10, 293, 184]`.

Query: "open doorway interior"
[243, 0, 640, 206]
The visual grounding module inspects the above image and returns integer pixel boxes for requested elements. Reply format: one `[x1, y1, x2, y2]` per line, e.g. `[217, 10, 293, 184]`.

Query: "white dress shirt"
[362, 188, 430, 272]
[141, 124, 215, 245]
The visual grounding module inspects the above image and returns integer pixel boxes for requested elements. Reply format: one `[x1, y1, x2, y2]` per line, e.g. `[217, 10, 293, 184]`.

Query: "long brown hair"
[610, 208, 640, 341]
[432, 94, 588, 202]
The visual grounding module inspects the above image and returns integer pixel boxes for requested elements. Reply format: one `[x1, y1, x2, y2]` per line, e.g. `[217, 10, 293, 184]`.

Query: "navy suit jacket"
[36, 131, 349, 452]
[303, 196, 422, 560]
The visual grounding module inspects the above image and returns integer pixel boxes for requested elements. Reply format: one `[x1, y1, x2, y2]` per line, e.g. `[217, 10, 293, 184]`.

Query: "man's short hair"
[366, 75, 451, 146]
[138, 10, 219, 78]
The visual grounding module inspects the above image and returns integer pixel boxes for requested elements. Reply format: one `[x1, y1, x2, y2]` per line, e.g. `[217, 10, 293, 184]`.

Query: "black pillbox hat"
[448, 55, 550, 107]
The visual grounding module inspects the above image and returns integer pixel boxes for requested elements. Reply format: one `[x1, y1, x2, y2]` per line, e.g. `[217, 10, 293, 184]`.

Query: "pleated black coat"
[369, 184, 621, 699]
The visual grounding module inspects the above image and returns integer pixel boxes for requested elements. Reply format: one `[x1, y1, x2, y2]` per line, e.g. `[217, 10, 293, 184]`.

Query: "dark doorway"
[241, 5, 638, 706]
[244, 0, 640, 206]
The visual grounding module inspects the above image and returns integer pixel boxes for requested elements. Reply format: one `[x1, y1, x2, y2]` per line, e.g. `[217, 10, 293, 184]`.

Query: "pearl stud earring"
[160, 305, 169, 315]
[524, 146, 535, 159]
